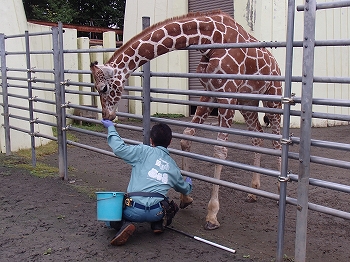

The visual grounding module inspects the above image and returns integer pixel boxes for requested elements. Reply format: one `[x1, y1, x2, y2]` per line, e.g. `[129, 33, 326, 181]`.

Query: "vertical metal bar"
[276, 1, 296, 261]
[295, 1, 317, 261]
[25, 30, 37, 167]
[52, 26, 66, 179]
[58, 22, 68, 180]
[142, 17, 151, 145]
[0, 33, 11, 155]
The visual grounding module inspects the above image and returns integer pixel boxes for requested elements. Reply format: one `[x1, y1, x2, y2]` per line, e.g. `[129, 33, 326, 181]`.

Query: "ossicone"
[90, 61, 98, 68]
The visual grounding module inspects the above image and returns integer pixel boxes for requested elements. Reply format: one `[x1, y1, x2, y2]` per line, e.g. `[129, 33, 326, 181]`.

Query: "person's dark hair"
[150, 123, 172, 147]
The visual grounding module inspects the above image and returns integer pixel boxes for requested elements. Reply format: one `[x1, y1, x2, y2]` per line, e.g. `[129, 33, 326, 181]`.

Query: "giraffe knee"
[180, 139, 191, 151]
[213, 145, 227, 159]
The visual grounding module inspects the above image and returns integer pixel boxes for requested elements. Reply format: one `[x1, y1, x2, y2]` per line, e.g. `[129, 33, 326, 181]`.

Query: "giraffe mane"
[107, 10, 230, 64]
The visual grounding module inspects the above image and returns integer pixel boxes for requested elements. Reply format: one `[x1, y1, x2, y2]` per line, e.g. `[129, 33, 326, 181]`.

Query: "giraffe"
[90, 10, 282, 230]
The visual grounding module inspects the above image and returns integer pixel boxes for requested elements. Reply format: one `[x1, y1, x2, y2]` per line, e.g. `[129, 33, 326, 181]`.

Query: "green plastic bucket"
[95, 192, 124, 221]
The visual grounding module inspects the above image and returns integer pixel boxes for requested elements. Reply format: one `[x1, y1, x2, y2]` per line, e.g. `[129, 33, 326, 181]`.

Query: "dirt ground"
[1, 118, 349, 262]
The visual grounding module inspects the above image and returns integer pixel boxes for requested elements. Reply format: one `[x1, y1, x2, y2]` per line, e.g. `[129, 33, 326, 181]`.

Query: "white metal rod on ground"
[166, 226, 236, 254]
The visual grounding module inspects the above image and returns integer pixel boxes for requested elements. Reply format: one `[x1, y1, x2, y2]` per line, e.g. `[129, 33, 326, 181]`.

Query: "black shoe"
[110, 221, 123, 231]
[110, 222, 136, 246]
[151, 220, 164, 234]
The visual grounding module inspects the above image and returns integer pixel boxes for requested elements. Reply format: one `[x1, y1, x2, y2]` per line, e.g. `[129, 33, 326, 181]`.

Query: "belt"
[131, 201, 162, 210]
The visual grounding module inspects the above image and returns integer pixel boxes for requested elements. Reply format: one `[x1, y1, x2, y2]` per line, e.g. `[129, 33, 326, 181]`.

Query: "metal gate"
[1, 1, 350, 262]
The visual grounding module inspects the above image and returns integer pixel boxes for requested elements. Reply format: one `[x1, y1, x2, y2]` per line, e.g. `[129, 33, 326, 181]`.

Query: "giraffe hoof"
[179, 200, 193, 209]
[204, 221, 220, 230]
[245, 195, 257, 203]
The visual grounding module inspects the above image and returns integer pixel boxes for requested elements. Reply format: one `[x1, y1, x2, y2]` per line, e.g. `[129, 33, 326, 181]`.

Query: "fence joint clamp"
[29, 131, 40, 137]
[28, 77, 37, 83]
[61, 101, 71, 108]
[278, 175, 290, 183]
[281, 93, 295, 105]
[29, 118, 38, 124]
[27, 67, 36, 73]
[62, 124, 71, 131]
[28, 96, 38, 102]
[60, 79, 70, 86]
[280, 138, 292, 145]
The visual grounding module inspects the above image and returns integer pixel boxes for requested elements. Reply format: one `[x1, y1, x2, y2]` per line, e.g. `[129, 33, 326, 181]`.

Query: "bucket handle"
[97, 192, 121, 201]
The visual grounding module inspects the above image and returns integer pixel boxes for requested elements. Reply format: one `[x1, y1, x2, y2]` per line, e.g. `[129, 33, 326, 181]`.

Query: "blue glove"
[185, 177, 192, 185]
[101, 119, 114, 128]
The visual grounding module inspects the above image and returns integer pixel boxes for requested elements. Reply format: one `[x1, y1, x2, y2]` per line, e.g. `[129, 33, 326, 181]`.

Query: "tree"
[22, 0, 125, 29]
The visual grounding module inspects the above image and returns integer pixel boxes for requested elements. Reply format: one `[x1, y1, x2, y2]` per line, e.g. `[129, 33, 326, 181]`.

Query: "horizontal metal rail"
[6, 50, 54, 55]
[182, 170, 350, 220]
[34, 132, 58, 141]
[7, 103, 56, 116]
[6, 92, 56, 105]
[8, 112, 348, 196]
[67, 109, 350, 155]
[297, 0, 350, 11]
[4, 30, 53, 39]
[7, 76, 55, 84]
[47, 126, 350, 220]
[8, 113, 56, 128]
[6, 67, 54, 74]
[8, 83, 55, 92]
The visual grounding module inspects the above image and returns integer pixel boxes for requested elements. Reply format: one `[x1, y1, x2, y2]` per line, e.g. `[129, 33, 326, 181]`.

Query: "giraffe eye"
[100, 85, 108, 93]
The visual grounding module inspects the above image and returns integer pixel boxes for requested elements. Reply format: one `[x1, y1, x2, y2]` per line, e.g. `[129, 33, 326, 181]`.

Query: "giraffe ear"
[90, 61, 98, 68]
[101, 66, 114, 78]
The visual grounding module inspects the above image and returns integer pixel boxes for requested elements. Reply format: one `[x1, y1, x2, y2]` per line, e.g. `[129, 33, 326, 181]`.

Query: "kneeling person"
[101, 120, 193, 246]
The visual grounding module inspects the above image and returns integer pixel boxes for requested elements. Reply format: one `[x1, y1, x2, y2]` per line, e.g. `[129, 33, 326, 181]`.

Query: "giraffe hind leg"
[204, 106, 233, 230]
[263, 111, 282, 196]
[240, 110, 264, 203]
[204, 145, 227, 230]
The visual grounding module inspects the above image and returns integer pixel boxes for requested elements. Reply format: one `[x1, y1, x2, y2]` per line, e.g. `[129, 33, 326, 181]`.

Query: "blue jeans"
[123, 205, 164, 223]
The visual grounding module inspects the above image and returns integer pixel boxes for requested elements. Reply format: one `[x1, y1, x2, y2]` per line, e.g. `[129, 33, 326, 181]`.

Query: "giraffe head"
[90, 61, 123, 120]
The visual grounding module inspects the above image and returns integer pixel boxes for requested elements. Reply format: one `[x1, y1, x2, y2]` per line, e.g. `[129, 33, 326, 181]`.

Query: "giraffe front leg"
[246, 151, 261, 203]
[204, 145, 227, 230]
[204, 167, 221, 230]
[179, 127, 194, 209]
[179, 102, 214, 209]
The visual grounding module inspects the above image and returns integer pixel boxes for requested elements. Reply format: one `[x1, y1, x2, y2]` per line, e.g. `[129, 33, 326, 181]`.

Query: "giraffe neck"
[107, 12, 255, 82]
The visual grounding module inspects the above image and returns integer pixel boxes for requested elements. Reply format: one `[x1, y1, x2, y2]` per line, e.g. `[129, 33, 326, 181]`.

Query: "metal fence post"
[276, 0, 296, 261]
[25, 30, 37, 166]
[52, 25, 67, 180]
[142, 17, 151, 145]
[295, 1, 317, 261]
[58, 22, 68, 180]
[0, 33, 11, 155]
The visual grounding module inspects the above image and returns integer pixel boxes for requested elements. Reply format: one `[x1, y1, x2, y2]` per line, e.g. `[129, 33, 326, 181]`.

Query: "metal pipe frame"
[297, 0, 350, 11]
[6, 103, 56, 116]
[25, 30, 37, 167]
[58, 22, 68, 181]
[295, 1, 317, 261]
[4, 30, 53, 39]
[141, 17, 151, 145]
[1, 4, 350, 261]
[52, 25, 66, 180]
[5, 93, 55, 105]
[0, 33, 11, 154]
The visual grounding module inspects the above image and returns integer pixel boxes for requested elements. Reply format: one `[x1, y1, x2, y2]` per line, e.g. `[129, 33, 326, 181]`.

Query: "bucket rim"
[95, 191, 125, 194]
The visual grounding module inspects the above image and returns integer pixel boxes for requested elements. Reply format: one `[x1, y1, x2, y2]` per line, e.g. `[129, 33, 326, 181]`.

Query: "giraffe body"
[91, 10, 282, 230]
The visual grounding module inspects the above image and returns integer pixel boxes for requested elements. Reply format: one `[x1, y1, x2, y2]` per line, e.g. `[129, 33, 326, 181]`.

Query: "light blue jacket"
[107, 125, 192, 207]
